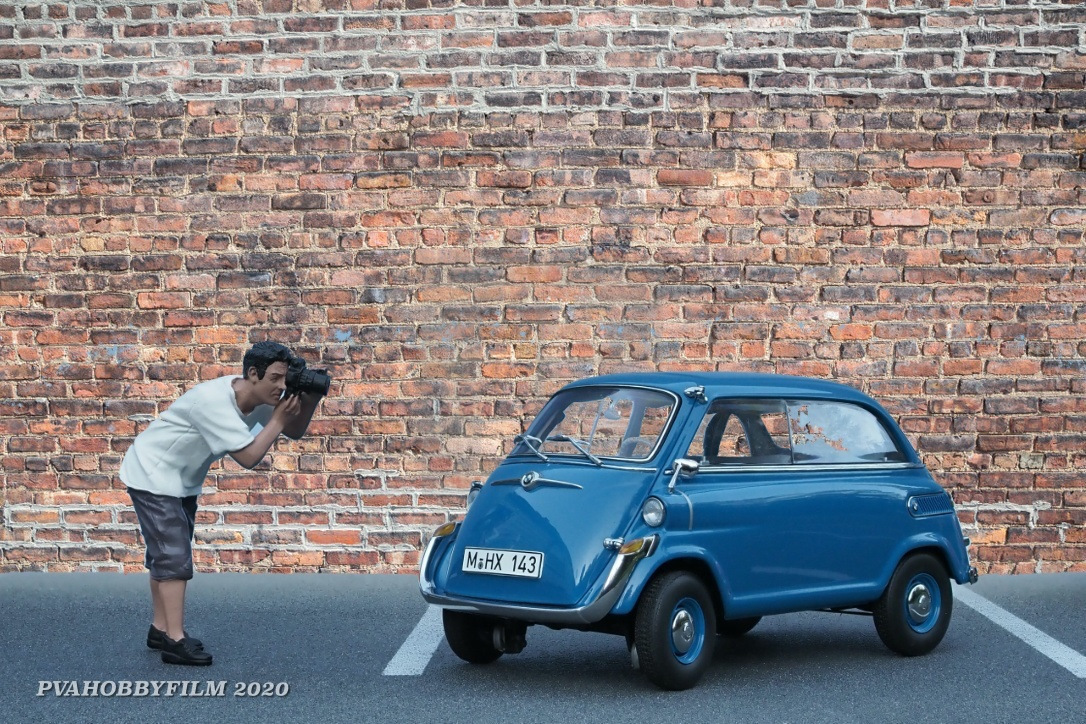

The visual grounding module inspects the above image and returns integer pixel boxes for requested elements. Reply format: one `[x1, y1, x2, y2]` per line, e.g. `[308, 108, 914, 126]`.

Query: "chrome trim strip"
[420, 535, 659, 626]
[417, 527, 453, 589]
[600, 535, 658, 593]
[697, 462, 919, 474]
[498, 459, 658, 473]
[491, 476, 584, 491]
[675, 489, 694, 530]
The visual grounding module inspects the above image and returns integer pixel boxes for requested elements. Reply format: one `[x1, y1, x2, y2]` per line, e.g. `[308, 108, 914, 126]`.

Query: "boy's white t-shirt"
[120, 375, 274, 498]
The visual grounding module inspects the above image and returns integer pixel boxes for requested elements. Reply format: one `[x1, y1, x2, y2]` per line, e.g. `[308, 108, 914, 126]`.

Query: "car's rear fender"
[879, 529, 976, 589]
[610, 543, 732, 619]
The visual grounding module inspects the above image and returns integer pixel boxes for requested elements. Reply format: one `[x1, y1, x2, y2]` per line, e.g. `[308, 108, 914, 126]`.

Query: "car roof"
[562, 371, 877, 406]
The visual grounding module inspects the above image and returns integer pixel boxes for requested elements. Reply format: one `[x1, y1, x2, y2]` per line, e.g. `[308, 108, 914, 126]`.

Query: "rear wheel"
[719, 616, 761, 638]
[634, 571, 717, 690]
[443, 610, 503, 664]
[873, 553, 952, 656]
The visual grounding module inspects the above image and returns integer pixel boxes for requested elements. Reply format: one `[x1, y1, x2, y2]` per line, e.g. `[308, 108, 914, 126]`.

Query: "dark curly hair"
[243, 341, 294, 380]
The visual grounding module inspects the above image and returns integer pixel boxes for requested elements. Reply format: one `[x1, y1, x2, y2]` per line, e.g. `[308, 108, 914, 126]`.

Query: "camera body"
[285, 357, 331, 397]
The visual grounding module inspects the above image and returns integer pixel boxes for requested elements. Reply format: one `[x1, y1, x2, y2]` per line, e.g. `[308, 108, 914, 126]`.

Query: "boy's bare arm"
[281, 392, 321, 440]
[228, 395, 300, 468]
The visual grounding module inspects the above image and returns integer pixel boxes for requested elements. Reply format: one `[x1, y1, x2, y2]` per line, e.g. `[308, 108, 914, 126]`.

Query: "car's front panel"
[439, 460, 657, 607]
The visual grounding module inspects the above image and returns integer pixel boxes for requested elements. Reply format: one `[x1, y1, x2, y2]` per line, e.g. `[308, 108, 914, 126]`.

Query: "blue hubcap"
[904, 573, 941, 633]
[670, 597, 706, 664]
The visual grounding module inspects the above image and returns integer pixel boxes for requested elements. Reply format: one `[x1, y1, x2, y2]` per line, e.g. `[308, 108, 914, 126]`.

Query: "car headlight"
[641, 496, 665, 527]
[466, 481, 483, 508]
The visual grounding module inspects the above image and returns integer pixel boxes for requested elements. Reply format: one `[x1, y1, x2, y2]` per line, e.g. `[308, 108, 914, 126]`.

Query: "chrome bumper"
[419, 533, 658, 626]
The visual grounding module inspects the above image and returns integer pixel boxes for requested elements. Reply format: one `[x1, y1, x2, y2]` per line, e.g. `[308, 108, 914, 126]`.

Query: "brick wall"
[1, 1, 1084, 575]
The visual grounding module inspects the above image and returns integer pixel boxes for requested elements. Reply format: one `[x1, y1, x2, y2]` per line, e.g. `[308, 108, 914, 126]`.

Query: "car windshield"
[515, 386, 677, 463]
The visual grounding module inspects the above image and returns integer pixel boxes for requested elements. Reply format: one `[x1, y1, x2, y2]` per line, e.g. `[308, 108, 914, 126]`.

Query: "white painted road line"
[383, 605, 445, 676]
[955, 585, 1086, 679]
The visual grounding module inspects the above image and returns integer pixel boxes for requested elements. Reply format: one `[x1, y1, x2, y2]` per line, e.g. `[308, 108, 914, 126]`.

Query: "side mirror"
[667, 458, 700, 493]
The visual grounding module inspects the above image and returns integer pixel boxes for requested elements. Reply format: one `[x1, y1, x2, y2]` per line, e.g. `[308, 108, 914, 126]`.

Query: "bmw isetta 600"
[419, 372, 978, 690]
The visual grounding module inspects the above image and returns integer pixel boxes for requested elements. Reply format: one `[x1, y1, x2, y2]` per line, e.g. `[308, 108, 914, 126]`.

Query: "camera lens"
[298, 369, 331, 396]
[285, 358, 331, 396]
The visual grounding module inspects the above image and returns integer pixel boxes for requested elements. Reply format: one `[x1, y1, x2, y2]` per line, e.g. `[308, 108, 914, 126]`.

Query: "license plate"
[462, 548, 544, 579]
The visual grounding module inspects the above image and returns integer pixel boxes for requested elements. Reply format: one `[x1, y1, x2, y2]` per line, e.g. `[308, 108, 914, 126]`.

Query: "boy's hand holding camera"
[228, 356, 326, 469]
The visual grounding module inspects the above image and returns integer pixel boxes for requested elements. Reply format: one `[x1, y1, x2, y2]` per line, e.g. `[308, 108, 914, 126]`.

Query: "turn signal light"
[432, 522, 457, 538]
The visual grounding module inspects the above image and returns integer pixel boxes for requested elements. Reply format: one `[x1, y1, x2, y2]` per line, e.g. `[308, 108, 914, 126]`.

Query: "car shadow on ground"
[424, 610, 948, 694]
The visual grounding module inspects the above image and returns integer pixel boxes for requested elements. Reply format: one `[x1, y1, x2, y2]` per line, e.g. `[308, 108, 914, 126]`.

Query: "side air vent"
[907, 493, 955, 518]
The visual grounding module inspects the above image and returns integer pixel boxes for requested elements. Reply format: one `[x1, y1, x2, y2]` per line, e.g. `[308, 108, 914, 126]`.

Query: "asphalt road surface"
[1, 572, 1083, 724]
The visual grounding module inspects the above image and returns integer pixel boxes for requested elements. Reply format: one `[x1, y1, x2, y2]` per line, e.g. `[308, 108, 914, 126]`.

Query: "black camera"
[285, 357, 331, 397]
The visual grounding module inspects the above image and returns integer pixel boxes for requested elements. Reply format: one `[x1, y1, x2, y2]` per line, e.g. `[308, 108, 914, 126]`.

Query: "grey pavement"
[1, 571, 1084, 724]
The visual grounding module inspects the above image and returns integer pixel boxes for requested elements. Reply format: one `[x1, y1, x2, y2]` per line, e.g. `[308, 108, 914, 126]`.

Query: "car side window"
[787, 401, 904, 464]
[686, 399, 791, 466]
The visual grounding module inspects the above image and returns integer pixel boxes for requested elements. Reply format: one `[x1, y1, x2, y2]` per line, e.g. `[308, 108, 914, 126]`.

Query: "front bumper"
[419, 531, 658, 626]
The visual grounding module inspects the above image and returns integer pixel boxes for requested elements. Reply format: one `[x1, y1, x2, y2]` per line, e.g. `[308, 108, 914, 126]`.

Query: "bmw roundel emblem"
[520, 472, 540, 489]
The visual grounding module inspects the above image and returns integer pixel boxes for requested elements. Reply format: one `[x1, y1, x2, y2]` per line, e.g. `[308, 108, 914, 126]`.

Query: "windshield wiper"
[546, 435, 602, 466]
[513, 434, 548, 462]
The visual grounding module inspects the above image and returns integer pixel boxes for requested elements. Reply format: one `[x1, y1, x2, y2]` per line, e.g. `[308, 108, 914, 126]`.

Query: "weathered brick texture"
[1, 2, 1084, 575]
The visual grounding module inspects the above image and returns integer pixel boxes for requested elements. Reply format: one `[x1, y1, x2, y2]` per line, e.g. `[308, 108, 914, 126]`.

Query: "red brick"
[306, 529, 363, 546]
[658, 169, 715, 186]
[871, 209, 931, 226]
[906, 152, 965, 168]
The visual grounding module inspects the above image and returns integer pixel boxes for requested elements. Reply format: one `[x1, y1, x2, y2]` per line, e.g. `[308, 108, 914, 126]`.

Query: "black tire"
[873, 553, 952, 656]
[719, 616, 761, 638]
[443, 609, 503, 664]
[634, 571, 717, 691]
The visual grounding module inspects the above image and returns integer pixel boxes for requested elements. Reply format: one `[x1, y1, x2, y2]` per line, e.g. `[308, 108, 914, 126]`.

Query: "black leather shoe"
[160, 636, 213, 666]
[147, 625, 203, 651]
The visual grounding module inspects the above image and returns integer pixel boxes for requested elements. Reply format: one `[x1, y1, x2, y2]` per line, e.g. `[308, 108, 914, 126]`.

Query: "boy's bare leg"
[150, 578, 166, 631]
[150, 578, 187, 641]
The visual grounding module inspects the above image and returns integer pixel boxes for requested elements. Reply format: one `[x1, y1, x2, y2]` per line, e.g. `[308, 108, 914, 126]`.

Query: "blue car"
[420, 372, 978, 690]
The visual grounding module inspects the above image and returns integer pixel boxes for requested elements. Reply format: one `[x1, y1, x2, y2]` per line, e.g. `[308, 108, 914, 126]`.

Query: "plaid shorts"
[126, 486, 198, 581]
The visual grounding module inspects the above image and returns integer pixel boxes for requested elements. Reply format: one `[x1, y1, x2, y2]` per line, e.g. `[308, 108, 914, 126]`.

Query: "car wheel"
[719, 616, 761, 638]
[442, 609, 503, 664]
[873, 553, 952, 656]
[634, 571, 717, 690]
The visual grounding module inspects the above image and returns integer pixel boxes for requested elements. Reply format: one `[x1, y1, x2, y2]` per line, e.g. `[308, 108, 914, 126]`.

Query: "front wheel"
[443, 610, 503, 664]
[873, 553, 952, 656]
[634, 571, 717, 690]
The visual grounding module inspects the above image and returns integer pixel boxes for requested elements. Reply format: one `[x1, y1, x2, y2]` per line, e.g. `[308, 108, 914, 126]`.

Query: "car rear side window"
[688, 398, 904, 467]
[788, 401, 903, 464]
